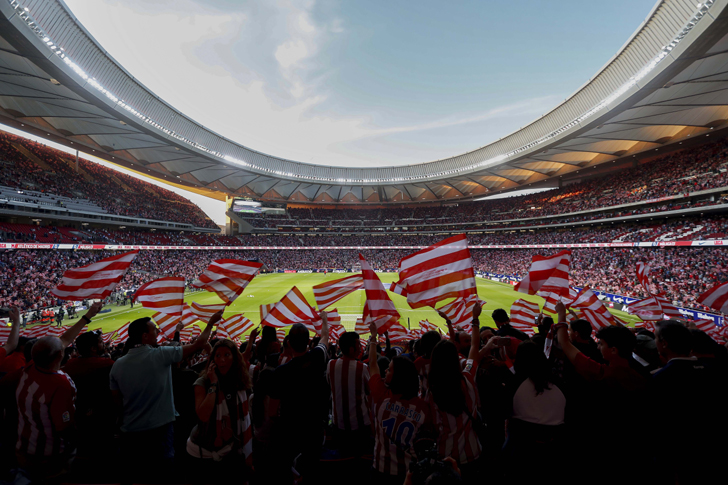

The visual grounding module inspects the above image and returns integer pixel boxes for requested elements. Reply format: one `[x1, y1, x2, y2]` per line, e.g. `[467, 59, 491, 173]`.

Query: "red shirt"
[0, 351, 25, 374]
[16, 363, 76, 458]
[370, 374, 430, 476]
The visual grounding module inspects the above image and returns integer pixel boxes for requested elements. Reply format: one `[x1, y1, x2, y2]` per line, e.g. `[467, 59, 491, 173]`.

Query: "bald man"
[14, 301, 102, 480]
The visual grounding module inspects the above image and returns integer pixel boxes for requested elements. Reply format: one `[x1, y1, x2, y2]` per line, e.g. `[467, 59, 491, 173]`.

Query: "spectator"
[187, 339, 253, 482]
[109, 311, 217, 482]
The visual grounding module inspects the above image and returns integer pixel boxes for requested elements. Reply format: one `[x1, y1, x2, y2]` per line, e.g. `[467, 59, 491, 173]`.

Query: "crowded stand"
[0, 131, 216, 228]
[0, 126, 727, 485]
[0, 244, 726, 316]
[0, 259, 724, 484]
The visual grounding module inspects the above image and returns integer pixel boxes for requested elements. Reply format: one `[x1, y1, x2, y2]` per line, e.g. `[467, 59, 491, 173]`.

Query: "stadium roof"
[1, 0, 728, 205]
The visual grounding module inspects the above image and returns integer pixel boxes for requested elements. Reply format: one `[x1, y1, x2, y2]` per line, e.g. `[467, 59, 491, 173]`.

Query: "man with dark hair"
[15, 302, 102, 481]
[650, 320, 723, 484]
[268, 313, 330, 482]
[110, 312, 217, 481]
[491, 308, 529, 341]
[62, 331, 115, 471]
[568, 318, 602, 362]
[326, 331, 370, 458]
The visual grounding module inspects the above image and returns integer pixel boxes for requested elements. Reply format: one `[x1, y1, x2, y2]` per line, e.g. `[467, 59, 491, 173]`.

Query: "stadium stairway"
[9, 142, 53, 171]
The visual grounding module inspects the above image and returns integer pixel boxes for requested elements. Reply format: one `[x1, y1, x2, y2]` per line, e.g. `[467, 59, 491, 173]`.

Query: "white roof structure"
[1, 0, 728, 204]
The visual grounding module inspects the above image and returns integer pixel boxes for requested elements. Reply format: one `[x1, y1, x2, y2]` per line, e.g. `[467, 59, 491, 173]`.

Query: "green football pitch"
[59, 273, 642, 337]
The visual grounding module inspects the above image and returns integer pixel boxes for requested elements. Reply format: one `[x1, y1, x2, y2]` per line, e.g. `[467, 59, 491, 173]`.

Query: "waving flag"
[697, 282, 728, 314]
[261, 286, 319, 328]
[386, 321, 409, 342]
[419, 320, 438, 333]
[516, 250, 571, 297]
[636, 262, 652, 295]
[218, 314, 254, 341]
[50, 250, 138, 301]
[389, 282, 408, 297]
[113, 321, 131, 343]
[135, 277, 185, 316]
[539, 287, 578, 313]
[329, 323, 346, 342]
[569, 287, 621, 326]
[654, 295, 682, 319]
[627, 297, 663, 321]
[355, 317, 368, 335]
[437, 294, 486, 326]
[192, 259, 263, 303]
[189, 301, 226, 323]
[275, 328, 286, 340]
[396, 234, 476, 309]
[582, 309, 613, 331]
[313, 275, 363, 309]
[153, 313, 181, 340]
[361, 255, 400, 333]
[260, 303, 275, 322]
[509, 299, 539, 336]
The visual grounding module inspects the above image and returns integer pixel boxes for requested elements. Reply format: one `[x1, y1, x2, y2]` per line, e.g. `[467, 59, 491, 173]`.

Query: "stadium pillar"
[75, 150, 79, 173]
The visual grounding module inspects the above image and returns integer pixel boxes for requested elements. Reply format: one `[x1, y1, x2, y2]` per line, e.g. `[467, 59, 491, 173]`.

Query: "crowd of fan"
[234, 138, 728, 231]
[0, 245, 726, 315]
[0, 294, 724, 485]
[0, 131, 216, 228]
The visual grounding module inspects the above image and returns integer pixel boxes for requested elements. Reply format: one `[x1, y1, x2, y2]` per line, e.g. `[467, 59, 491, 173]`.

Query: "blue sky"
[63, 0, 656, 168]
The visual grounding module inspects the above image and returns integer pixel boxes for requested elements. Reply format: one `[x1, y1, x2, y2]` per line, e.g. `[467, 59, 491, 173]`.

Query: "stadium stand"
[0, 131, 217, 228]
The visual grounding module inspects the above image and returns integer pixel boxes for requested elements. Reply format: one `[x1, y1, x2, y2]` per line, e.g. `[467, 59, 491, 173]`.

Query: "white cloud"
[275, 39, 310, 69]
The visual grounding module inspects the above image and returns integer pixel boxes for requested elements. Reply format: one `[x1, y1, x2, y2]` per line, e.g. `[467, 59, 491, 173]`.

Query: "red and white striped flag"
[436, 294, 486, 326]
[0, 326, 10, 344]
[312, 275, 363, 309]
[22, 324, 50, 339]
[509, 299, 539, 336]
[694, 318, 717, 334]
[153, 313, 181, 340]
[218, 314, 254, 341]
[46, 326, 65, 338]
[361, 254, 400, 333]
[276, 328, 286, 340]
[113, 322, 131, 343]
[654, 295, 683, 320]
[627, 297, 663, 321]
[582, 308, 613, 331]
[101, 330, 115, 343]
[409, 328, 424, 339]
[516, 250, 571, 297]
[355, 317, 367, 335]
[697, 282, 728, 315]
[135, 277, 185, 316]
[50, 250, 138, 301]
[539, 287, 578, 313]
[329, 323, 346, 342]
[181, 304, 201, 326]
[635, 319, 656, 333]
[189, 301, 226, 323]
[389, 282, 408, 297]
[636, 262, 652, 295]
[419, 319, 438, 333]
[179, 325, 194, 341]
[192, 259, 263, 304]
[261, 286, 319, 328]
[386, 321, 409, 342]
[260, 303, 275, 322]
[396, 234, 477, 309]
[569, 287, 621, 326]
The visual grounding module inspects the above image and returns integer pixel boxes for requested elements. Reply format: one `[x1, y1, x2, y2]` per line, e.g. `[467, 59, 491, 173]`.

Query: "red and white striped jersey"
[427, 366, 481, 464]
[327, 357, 370, 431]
[370, 374, 430, 476]
[16, 364, 76, 458]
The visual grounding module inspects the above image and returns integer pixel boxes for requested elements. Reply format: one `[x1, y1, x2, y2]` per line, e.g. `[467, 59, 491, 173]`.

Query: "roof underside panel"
[0, 0, 726, 203]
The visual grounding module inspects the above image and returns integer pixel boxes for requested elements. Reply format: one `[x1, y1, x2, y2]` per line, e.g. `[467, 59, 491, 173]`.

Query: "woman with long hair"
[428, 302, 501, 484]
[187, 338, 253, 483]
[367, 321, 431, 485]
